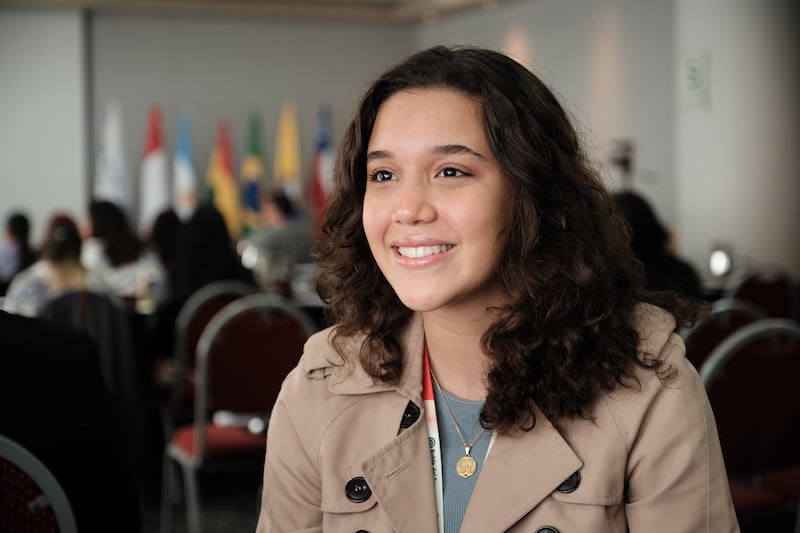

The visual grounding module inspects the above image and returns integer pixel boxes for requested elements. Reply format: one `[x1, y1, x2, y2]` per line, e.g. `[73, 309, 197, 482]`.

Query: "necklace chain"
[430, 369, 487, 454]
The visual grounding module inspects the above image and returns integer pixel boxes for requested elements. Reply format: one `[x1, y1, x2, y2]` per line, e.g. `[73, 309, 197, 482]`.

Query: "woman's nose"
[392, 179, 436, 225]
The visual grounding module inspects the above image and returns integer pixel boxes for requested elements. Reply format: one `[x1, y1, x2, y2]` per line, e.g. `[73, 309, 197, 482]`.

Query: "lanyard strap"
[422, 344, 496, 533]
[422, 345, 445, 533]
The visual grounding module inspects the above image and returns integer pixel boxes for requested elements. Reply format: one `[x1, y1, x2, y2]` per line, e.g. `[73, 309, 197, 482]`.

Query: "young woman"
[256, 45, 738, 533]
[2, 214, 106, 317]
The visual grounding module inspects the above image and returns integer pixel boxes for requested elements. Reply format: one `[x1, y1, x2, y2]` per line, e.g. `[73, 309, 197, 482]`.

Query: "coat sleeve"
[256, 375, 323, 533]
[623, 334, 740, 532]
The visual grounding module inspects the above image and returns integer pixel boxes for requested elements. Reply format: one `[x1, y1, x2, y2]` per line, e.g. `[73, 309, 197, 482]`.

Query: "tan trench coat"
[256, 304, 739, 532]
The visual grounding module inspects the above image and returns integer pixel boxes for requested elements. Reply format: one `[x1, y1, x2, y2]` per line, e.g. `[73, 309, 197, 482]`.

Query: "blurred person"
[167, 203, 254, 304]
[2, 214, 106, 317]
[244, 188, 314, 294]
[0, 309, 142, 532]
[82, 199, 162, 300]
[147, 203, 254, 375]
[0, 211, 37, 295]
[614, 190, 703, 299]
[141, 208, 183, 305]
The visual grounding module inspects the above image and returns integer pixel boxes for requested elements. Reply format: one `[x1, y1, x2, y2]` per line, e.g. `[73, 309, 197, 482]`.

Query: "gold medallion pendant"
[456, 454, 478, 478]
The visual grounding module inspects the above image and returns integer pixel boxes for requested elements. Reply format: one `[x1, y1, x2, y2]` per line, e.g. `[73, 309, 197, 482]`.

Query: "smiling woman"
[256, 45, 739, 533]
[363, 88, 512, 317]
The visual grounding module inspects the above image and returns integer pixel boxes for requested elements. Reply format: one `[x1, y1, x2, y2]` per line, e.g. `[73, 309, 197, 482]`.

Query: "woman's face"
[363, 88, 512, 316]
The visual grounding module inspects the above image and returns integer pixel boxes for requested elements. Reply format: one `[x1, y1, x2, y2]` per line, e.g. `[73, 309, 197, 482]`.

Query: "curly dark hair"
[315, 45, 701, 435]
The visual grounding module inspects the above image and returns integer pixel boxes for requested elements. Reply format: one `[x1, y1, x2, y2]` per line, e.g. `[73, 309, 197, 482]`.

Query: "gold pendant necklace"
[430, 370, 486, 479]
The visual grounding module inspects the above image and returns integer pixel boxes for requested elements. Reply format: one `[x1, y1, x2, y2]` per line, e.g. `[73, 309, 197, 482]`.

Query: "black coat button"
[556, 471, 581, 494]
[535, 527, 559, 533]
[345, 477, 372, 503]
[399, 402, 420, 428]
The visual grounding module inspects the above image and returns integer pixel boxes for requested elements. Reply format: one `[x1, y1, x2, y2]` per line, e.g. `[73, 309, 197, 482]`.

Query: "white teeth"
[397, 245, 452, 258]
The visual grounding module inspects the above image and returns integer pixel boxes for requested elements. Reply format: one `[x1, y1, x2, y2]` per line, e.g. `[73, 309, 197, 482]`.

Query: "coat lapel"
[460, 413, 583, 533]
[362, 419, 440, 533]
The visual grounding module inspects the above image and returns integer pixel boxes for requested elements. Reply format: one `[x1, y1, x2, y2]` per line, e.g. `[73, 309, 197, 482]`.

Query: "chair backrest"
[192, 293, 316, 459]
[727, 270, 796, 319]
[37, 289, 147, 475]
[0, 434, 77, 533]
[171, 280, 258, 406]
[38, 290, 133, 391]
[680, 297, 768, 370]
[699, 318, 800, 480]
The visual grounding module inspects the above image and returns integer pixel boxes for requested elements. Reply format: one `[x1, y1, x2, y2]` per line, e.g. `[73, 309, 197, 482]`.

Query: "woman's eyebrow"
[367, 145, 486, 162]
[366, 150, 391, 162]
[432, 144, 486, 160]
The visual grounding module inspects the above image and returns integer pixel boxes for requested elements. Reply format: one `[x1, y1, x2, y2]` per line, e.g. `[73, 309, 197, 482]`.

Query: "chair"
[699, 318, 800, 528]
[0, 434, 77, 533]
[680, 297, 768, 370]
[157, 280, 258, 437]
[37, 290, 147, 475]
[161, 293, 316, 533]
[728, 270, 797, 319]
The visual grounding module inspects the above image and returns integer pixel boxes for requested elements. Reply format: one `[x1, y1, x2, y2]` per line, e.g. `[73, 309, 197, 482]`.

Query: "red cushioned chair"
[680, 297, 767, 371]
[154, 280, 258, 438]
[0, 434, 77, 533]
[728, 270, 797, 320]
[160, 293, 316, 533]
[699, 318, 800, 529]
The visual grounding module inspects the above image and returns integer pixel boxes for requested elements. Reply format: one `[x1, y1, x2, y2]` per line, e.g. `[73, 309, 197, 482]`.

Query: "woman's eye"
[438, 167, 468, 178]
[368, 170, 395, 182]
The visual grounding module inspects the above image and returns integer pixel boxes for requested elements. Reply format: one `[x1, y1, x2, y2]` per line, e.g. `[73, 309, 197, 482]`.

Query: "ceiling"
[0, 0, 508, 23]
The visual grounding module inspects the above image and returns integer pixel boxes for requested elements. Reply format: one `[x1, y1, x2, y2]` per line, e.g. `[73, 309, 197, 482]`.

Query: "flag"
[95, 101, 130, 210]
[273, 102, 303, 206]
[240, 114, 266, 235]
[206, 119, 242, 239]
[139, 105, 170, 236]
[173, 109, 197, 220]
[308, 104, 334, 238]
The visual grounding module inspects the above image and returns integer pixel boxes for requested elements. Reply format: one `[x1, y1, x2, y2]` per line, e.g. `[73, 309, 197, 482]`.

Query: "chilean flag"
[308, 105, 334, 238]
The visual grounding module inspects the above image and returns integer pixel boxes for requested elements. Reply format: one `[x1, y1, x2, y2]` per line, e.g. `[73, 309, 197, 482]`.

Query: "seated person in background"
[0, 310, 141, 533]
[614, 190, 703, 299]
[244, 188, 315, 295]
[0, 210, 37, 296]
[140, 208, 183, 306]
[81, 199, 162, 300]
[2, 214, 107, 317]
[147, 203, 255, 378]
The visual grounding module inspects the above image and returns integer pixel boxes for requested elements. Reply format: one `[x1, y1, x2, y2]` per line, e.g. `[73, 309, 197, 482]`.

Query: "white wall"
[675, 0, 800, 278]
[416, 0, 677, 226]
[0, 10, 87, 241]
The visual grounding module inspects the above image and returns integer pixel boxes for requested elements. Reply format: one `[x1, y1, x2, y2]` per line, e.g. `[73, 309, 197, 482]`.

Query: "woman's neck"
[422, 310, 493, 401]
[47, 260, 88, 293]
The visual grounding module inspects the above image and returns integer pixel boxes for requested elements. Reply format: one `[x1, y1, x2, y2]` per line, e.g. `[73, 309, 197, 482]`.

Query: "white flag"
[95, 101, 130, 209]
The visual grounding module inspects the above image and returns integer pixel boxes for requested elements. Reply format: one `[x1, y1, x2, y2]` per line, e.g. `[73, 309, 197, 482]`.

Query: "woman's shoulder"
[598, 303, 705, 444]
[2, 262, 52, 316]
[273, 325, 371, 439]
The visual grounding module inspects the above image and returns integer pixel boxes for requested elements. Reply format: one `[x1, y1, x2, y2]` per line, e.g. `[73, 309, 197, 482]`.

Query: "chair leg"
[160, 452, 175, 533]
[794, 499, 800, 533]
[181, 463, 201, 533]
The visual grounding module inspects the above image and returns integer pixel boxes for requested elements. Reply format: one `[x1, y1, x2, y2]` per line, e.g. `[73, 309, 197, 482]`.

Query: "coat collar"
[304, 313, 583, 531]
[302, 313, 426, 402]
